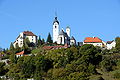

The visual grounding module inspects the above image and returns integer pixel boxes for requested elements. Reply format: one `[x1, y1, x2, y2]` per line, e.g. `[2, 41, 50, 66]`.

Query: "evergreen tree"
[10, 52, 17, 64]
[38, 35, 42, 46]
[10, 42, 14, 51]
[42, 38, 45, 44]
[46, 33, 53, 43]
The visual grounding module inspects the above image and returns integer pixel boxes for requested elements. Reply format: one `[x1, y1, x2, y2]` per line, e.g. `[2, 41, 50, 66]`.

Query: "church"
[53, 16, 76, 45]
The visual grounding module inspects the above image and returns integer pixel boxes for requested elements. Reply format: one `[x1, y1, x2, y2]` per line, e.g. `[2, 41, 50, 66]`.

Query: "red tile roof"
[43, 46, 53, 50]
[84, 37, 102, 43]
[23, 31, 36, 36]
[16, 51, 24, 55]
[107, 41, 114, 44]
[43, 44, 68, 50]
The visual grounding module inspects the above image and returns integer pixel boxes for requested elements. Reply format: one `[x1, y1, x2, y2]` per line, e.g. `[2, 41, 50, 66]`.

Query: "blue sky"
[0, 0, 120, 48]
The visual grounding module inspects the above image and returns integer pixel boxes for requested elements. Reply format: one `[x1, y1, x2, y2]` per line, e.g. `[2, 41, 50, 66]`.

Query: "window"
[60, 37, 62, 44]
[55, 26, 57, 28]
[20, 37, 23, 39]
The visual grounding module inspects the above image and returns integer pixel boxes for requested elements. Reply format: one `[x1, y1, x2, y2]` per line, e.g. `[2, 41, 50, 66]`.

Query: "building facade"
[106, 40, 116, 50]
[53, 17, 76, 45]
[83, 37, 106, 48]
[70, 36, 76, 45]
[13, 31, 37, 48]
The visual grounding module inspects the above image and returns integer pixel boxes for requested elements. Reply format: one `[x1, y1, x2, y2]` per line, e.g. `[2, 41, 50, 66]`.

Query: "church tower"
[66, 26, 70, 37]
[53, 17, 59, 43]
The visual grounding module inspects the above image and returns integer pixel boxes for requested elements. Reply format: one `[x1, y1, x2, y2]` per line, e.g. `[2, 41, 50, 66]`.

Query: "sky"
[0, 0, 120, 48]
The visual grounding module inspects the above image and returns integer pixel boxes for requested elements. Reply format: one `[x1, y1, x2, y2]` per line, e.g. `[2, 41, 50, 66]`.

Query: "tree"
[79, 44, 101, 65]
[46, 33, 53, 43]
[15, 43, 21, 53]
[22, 38, 31, 52]
[0, 62, 6, 76]
[10, 42, 15, 51]
[115, 37, 120, 52]
[100, 56, 116, 72]
[25, 37, 30, 45]
[10, 52, 17, 64]
[37, 35, 42, 46]
[42, 38, 45, 44]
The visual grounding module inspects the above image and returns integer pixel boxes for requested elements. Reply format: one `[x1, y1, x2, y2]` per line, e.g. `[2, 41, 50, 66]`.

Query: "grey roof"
[66, 26, 70, 29]
[59, 30, 64, 35]
[71, 36, 75, 40]
[59, 30, 68, 37]
[53, 17, 59, 24]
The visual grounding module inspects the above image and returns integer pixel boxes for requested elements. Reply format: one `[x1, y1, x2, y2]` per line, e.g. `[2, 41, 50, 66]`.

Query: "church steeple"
[53, 17, 59, 24]
[53, 16, 59, 43]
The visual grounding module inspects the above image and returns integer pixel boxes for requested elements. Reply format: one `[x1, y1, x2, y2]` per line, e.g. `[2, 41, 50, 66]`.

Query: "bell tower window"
[55, 26, 57, 28]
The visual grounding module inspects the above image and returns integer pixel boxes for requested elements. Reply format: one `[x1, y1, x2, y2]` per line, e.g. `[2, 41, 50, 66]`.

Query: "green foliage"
[80, 44, 102, 65]
[22, 38, 30, 50]
[89, 76, 104, 80]
[113, 70, 120, 79]
[15, 43, 22, 53]
[42, 38, 45, 44]
[6, 42, 120, 80]
[10, 42, 15, 52]
[7, 54, 52, 79]
[115, 37, 120, 52]
[31, 48, 41, 54]
[10, 52, 17, 64]
[1, 54, 10, 60]
[100, 57, 115, 72]
[52, 68, 66, 79]
[46, 32, 53, 43]
[0, 62, 6, 76]
[68, 72, 89, 80]
[37, 35, 42, 47]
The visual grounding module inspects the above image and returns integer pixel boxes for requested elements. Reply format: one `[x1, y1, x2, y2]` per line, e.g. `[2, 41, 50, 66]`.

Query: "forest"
[0, 37, 120, 80]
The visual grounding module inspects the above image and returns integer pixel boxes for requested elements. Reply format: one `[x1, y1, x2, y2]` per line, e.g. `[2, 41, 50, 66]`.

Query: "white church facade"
[53, 17, 76, 45]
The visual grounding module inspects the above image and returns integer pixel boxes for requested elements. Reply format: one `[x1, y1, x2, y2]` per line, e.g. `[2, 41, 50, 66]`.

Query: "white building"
[13, 31, 37, 48]
[16, 51, 24, 57]
[53, 17, 76, 45]
[57, 29, 70, 44]
[70, 36, 76, 45]
[106, 40, 116, 50]
[83, 37, 106, 48]
[53, 17, 59, 43]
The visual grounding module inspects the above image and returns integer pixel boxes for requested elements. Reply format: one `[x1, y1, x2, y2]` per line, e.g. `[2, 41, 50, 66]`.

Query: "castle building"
[13, 31, 37, 48]
[83, 37, 106, 48]
[53, 17, 76, 45]
[106, 40, 116, 50]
